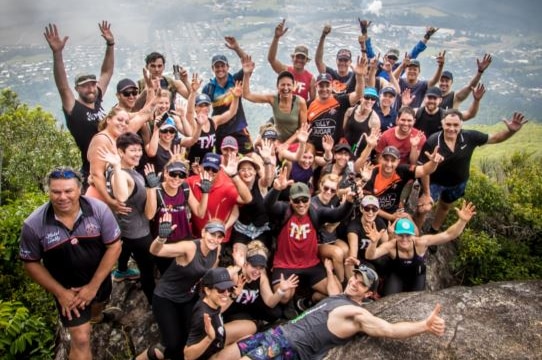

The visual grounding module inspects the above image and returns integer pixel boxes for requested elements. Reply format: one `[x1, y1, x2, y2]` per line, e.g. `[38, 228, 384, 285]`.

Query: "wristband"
[277, 288, 286, 297]
[478, 69, 484, 74]
[263, 160, 273, 166]
[155, 236, 167, 244]
[229, 172, 238, 178]
[106, 42, 115, 46]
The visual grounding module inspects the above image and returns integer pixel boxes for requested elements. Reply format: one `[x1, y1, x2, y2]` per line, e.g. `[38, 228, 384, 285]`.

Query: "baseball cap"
[361, 195, 380, 209]
[202, 267, 234, 290]
[262, 128, 278, 140]
[441, 70, 453, 81]
[75, 74, 97, 86]
[221, 136, 239, 150]
[426, 86, 442, 97]
[364, 87, 378, 99]
[289, 182, 310, 200]
[336, 48, 352, 61]
[316, 73, 332, 84]
[353, 264, 379, 292]
[202, 152, 221, 171]
[116, 78, 138, 93]
[406, 59, 420, 68]
[160, 117, 176, 130]
[211, 54, 228, 66]
[247, 254, 267, 267]
[204, 221, 226, 235]
[291, 45, 310, 59]
[386, 48, 400, 59]
[237, 156, 260, 171]
[380, 86, 397, 97]
[381, 146, 400, 159]
[395, 218, 416, 235]
[333, 143, 352, 155]
[166, 161, 187, 175]
[195, 93, 211, 106]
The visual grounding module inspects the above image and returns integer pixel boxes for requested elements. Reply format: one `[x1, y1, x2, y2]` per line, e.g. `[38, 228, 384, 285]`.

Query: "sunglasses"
[168, 171, 186, 179]
[363, 206, 379, 213]
[203, 166, 219, 173]
[364, 96, 378, 101]
[215, 287, 233, 294]
[160, 128, 176, 134]
[387, 56, 398, 61]
[292, 197, 309, 204]
[121, 90, 138, 97]
[49, 168, 81, 181]
[322, 185, 337, 194]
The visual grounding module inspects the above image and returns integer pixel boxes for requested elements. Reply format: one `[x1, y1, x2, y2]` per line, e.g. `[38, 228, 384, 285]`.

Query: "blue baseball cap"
[395, 218, 416, 235]
[202, 152, 221, 171]
[364, 87, 378, 99]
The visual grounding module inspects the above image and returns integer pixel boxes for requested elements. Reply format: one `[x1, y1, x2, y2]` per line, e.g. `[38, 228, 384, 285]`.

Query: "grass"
[463, 122, 542, 165]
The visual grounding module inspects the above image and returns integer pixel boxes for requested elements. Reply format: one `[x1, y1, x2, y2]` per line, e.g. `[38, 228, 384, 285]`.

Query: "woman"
[242, 55, 307, 145]
[312, 174, 350, 283]
[230, 152, 274, 255]
[319, 143, 355, 191]
[345, 195, 389, 280]
[186, 73, 241, 167]
[343, 87, 381, 158]
[151, 158, 210, 274]
[146, 217, 223, 360]
[98, 132, 157, 305]
[365, 200, 476, 296]
[223, 241, 299, 341]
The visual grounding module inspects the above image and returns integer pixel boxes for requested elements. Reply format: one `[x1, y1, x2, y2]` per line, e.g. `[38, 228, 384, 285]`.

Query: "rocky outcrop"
[325, 280, 542, 360]
[55, 280, 542, 359]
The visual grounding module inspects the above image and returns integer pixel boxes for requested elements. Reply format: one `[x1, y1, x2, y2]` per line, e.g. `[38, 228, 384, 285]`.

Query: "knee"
[69, 325, 91, 350]
[331, 247, 345, 261]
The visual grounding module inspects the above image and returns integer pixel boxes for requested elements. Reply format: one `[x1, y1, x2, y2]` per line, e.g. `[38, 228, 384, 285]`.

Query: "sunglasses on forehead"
[292, 197, 309, 204]
[49, 168, 82, 182]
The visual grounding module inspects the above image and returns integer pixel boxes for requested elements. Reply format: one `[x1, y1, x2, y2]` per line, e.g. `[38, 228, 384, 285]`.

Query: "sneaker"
[90, 305, 123, 324]
[112, 268, 140, 282]
[295, 297, 313, 312]
[282, 300, 299, 320]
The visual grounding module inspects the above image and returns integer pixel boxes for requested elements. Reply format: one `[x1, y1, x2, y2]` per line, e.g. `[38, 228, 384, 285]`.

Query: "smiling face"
[212, 61, 229, 81]
[76, 81, 98, 105]
[48, 178, 82, 216]
[317, 81, 332, 100]
[335, 58, 351, 76]
[439, 76, 453, 94]
[238, 162, 256, 184]
[119, 144, 143, 168]
[441, 113, 463, 140]
[291, 54, 308, 71]
[344, 273, 369, 299]
[424, 95, 442, 112]
[290, 196, 310, 216]
[396, 233, 414, 251]
[244, 262, 265, 281]
[379, 92, 396, 108]
[277, 76, 294, 97]
[319, 179, 338, 204]
[379, 155, 400, 177]
[202, 228, 224, 250]
[117, 87, 138, 110]
[405, 65, 420, 83]
[333, 150, 350, 169]
[147, 58, 165, 79]
[205, 286, 231, 309]
[299, 151, 315, 169]
[107, 110, 130, 137]
[395, 112, 415, 136]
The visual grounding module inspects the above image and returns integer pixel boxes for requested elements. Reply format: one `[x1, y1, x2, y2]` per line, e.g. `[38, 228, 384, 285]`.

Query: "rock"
[325, 280, 542, 360]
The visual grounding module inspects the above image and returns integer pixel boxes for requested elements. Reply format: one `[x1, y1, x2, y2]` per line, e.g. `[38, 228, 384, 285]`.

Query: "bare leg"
[210, 342, 242, 360]
[431, 199, 453, 231]
[225, 320, 257, 344]
[68, 323, 92, 360]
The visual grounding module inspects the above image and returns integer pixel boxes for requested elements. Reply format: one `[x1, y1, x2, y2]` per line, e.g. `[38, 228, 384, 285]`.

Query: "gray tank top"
[282, 294, 363, 360]
[154, 240, 218, 303]
[272, 94, 300, 142]
[117, 168, 150, 239]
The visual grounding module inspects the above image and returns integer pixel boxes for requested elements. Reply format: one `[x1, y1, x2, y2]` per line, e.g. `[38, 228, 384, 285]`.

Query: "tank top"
[391, 241, 426, 277]
[272, 94, 300, 142]
[152, 184, 191, 242]
[344, 105, 372, 157]
[188, 119, 217, 164]
[440, 91, 454, 110]
[116, 168, 150, 239]
[154, 240, 218, 303]
[282, 294, 364, 360]
[237, 179, 269, 227]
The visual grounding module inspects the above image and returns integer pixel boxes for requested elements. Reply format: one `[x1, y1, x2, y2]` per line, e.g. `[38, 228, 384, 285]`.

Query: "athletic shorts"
[237, 326, 299, 360]
[430, 181, 467, 204]
[271, 263, 327, 288]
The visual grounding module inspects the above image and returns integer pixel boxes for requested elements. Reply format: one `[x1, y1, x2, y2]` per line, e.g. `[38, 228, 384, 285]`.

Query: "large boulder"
[325, 280, 542, 360]
[55, 280, 541, 359]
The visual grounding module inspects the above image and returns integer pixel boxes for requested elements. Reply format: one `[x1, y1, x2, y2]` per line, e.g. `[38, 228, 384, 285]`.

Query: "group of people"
[18, 18, 527, 360]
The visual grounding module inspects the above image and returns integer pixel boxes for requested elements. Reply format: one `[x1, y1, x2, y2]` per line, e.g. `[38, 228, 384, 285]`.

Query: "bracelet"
[277, 288, 286, 297]
[106, 42, 115, 46]
[323, 156, 332, 162]
[155, 236, 167, 244]
[229, 172, 238, 178]
[478, 69, 484, 74]
[263, 160, 273, 165]
[361, 49, 367, 53]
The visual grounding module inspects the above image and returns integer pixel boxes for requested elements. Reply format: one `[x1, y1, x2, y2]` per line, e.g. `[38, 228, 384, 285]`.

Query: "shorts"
[271, 263, 327, 288]
[430, 181, 467, 204]
[237, 326, 299, 360]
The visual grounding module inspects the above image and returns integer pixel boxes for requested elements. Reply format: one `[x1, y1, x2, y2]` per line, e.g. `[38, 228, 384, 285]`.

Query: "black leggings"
[152, 294, 197, 360]
[121, 234, 155, 304]
[383, 270, 426, 296]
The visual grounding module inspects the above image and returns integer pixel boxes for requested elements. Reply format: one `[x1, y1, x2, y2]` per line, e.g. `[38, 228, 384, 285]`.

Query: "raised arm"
[97, 21, 115, 95]
[44, 24, 75, 113]
[414, 146, 444, 178]
[348, 56, 368, 105]
[428, 51, 445, 87]
[487, 112, 528, 144]
[242, 54, 273, 104]
[222, 154, 253, 204]
[315, 25, 332, 74]
[214, 80, 242, 127]
[224, 36, 247, 60]
[409, 26, 438, 59]
[454, 54, 492, 106]
[420, 201, 476, 247]
[461, 83, 486, 121]
[267, 19, 289, 73]
[172, 64, 191, 99]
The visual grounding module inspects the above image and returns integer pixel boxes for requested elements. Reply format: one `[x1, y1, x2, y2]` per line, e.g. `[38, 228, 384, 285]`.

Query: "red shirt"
[273, 213, 319, 269]
[376, 127, 426, 165]
[187, 171, 238, 242]
[288, 66, 313, 102]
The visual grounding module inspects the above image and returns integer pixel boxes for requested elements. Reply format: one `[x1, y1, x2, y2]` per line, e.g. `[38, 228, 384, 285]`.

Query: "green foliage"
[0, 88, 80, 203]
[0, 300, 54, 359]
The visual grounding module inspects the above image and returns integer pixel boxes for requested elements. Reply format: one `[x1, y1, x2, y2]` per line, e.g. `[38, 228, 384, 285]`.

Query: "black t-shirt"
[325, 66, 355, 94]
[347, 216, 387, 260]
[421, 130, 488, 186]
[415, 107, 444, 138]
[186, 299, 225, 360]
[365, 164, 416, 213]
[307, 94, 351, 152]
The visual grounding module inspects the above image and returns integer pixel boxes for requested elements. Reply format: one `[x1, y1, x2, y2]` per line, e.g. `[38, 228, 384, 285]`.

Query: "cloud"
[365, 0, 383, 16]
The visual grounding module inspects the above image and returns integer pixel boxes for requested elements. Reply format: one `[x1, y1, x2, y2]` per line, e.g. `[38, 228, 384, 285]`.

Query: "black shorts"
[217, 129, 254, 155]
[271, 263, 327, 288]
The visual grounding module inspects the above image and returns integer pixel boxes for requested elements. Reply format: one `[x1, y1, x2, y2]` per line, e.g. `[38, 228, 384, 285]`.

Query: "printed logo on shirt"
[309, 117, 336, 137]
[293, 80, 307, 96]
[85, 222, 99, 236]
[289, 223, 311, 240]
[198, 134, 216, 149]
[237, 288, 260, 304]
[45, 230, 61, 245]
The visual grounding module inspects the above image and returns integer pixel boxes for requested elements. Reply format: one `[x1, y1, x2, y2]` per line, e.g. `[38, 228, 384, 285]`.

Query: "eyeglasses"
[49, 168, 81, 182]
[363, 206, 379, 213]
[215, 287, 233, 294]
[292, 197, 309, 204]
[364, 96, 378, 101]
[322, 185, 337, 194]
[121, 90, 138, 97]
[168, 171, 186, 179]
[203, 166, 219, 173]
[160, 128, 176, 134]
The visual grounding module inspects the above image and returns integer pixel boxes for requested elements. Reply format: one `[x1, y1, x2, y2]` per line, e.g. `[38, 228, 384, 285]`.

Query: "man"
[439, 54, 492, 110]
[19, 167, 121, 360]
[420, 110, 527, 233]
[44, 22, 114, 188]
[376, 106, 426, 166]
[213, 264, 445, 360]
[267, 19, 316, 102]
[115, 78, 139, 111]
[202, 36, 253, 154]
[315, 25, 356, 95]
[307, 57, 367, 153]
[187, 152, 252, 243]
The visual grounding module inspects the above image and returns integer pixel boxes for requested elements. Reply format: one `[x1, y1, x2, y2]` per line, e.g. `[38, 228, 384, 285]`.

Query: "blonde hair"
[98, 107, 124, 131]
[318, 173, 340, 188]
[246, 240, 269, 259]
